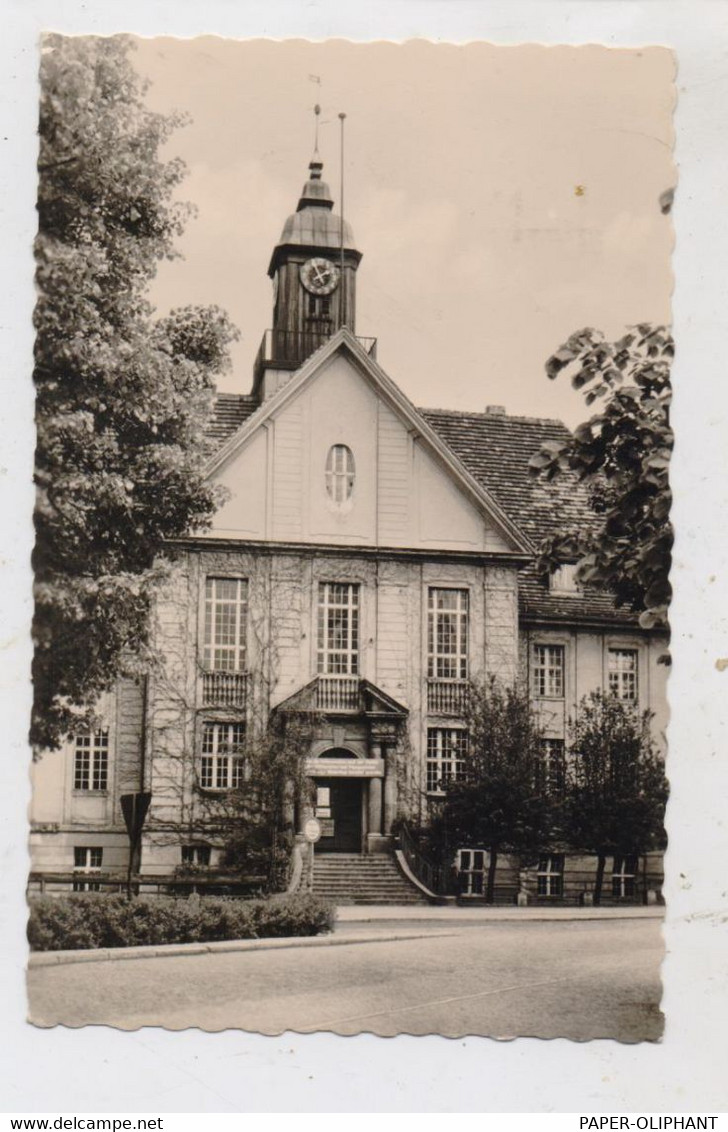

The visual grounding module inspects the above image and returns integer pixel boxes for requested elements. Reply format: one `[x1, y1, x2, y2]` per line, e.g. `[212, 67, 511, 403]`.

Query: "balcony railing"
[201, 670, 250, 709]
[253, 327, 377, 388]
[315, 675, 360, 712]
[427, 679, 470, 716]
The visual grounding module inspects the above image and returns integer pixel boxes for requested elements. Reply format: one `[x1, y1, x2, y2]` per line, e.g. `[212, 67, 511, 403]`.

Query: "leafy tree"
[529, 324, 672, 632]
[565, 692, 668, 905]
[428, 678, 558, 903]
[193, 713, 315, 893]
[33, 35, 238, 750]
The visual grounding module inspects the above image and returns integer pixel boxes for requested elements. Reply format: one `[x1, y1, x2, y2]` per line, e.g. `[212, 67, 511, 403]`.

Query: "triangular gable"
[207, 329, 533, 556]
[273, 676, 408, 719]
[360, 679, 408, 718]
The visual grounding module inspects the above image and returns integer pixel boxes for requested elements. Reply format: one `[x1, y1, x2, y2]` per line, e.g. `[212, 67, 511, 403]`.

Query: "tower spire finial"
[313, 103, 321, 156]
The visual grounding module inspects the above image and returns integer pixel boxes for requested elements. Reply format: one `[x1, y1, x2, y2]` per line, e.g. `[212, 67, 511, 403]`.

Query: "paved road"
[28, 917, 663, 1041]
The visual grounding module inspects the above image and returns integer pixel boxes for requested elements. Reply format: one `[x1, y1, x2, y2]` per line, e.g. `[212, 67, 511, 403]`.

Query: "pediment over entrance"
[274, 675, 408, 721]
[360, 680, 408, 719]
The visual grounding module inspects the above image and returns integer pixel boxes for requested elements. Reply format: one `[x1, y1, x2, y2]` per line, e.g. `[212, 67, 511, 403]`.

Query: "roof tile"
[207, 393, 637, 628]
[420, 407, 635, 626]
[208, 394, 260, 444]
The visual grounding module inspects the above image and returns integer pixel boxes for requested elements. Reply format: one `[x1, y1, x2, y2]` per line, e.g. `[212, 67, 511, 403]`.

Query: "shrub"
[27, 892, 335, 952]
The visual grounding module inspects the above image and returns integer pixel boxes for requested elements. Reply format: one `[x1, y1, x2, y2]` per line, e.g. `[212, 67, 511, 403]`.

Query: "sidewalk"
[335, 903, 664, 923]
[28, 927, 452, 969]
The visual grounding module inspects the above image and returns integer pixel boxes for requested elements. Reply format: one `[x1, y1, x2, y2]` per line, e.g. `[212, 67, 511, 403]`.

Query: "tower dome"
[254, 149, 365, 398]
[268, 158, 358, 276]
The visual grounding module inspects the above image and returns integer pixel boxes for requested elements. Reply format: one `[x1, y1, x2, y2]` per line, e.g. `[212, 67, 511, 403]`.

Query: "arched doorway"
[315, 748, 363, 853]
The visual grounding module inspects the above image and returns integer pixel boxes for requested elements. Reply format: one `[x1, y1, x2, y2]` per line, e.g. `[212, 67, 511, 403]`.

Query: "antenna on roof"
[338, 112, 347, 328]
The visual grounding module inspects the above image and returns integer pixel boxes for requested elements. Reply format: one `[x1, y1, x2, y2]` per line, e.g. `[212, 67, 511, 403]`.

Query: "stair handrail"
[396, 822, 453, 896]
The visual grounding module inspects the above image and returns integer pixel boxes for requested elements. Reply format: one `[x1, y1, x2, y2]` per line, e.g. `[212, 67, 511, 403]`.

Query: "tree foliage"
[33, 35, 239, 750]
[427, 678, 557, 903]
[529, 324, 673, 632]
[195, 712, 315, 893]
[565, 692, 668, 904]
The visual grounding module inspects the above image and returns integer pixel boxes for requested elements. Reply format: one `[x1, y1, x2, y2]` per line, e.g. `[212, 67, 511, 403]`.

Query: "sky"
[133, 38, 675, 427]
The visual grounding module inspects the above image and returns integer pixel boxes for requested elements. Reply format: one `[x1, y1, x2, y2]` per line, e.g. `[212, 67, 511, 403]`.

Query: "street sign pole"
[303, 817, 322, 893]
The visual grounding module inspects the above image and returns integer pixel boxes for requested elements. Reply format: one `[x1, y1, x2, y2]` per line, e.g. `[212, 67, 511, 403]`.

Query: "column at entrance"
[368, 776, 383, 835]
[382, 747, 398, 837]
[367, 728, 397, 853]
[365, 736, 385, 854]
[383, 748, 397, 836]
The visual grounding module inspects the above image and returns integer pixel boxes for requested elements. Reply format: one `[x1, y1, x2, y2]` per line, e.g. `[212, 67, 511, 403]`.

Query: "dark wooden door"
[316, 779, 362, 853]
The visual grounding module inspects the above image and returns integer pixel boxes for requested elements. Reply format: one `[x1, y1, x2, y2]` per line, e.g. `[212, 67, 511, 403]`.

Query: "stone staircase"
[311, 852, 430, 905]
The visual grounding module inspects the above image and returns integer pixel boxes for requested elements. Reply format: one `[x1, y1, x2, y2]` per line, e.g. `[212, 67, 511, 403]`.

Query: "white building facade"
[30, 156, 668, 903]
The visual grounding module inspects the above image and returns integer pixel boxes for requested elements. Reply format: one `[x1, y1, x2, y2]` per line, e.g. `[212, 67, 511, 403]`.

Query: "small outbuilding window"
[325, 444, 355, 503]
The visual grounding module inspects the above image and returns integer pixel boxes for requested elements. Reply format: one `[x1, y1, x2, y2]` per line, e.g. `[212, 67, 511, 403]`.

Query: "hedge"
[27, 891, 335, 952]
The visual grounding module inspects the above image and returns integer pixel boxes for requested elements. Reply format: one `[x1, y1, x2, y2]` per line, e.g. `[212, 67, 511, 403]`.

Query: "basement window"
[537, 854, 564, 897]
[181, 844, 212, 867]
[612, 855, 638, 898]
[457, 849, 486, 896]
[73, 846, 103, 892]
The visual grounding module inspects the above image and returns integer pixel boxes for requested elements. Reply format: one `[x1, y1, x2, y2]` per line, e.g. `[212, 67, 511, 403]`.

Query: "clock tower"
[253, 154, 363, 399]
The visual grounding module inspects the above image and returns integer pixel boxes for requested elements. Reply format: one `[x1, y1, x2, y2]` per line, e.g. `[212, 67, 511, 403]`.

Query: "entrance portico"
[306, 746, 386, 853]
[276, 676, 407, 854]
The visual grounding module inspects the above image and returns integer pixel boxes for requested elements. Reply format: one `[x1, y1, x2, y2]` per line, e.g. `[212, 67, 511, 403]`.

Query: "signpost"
[303, 817, 322, 892]
[304, 817, 322, 844]
[120, 791, 152, 899]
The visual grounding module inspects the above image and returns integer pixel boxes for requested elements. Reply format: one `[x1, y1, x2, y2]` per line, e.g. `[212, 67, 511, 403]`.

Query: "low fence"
[27, 871, 268, 898]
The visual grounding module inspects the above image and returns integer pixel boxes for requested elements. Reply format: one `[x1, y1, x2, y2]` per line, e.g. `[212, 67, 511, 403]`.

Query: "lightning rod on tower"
[339, 112, 347, 328]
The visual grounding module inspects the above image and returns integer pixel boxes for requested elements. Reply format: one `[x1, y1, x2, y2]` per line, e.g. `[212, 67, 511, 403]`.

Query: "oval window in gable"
[325, 444, 355, 504]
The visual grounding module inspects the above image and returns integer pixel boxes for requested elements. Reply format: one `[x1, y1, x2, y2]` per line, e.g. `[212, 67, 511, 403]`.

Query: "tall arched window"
[325, 444, 355, 503]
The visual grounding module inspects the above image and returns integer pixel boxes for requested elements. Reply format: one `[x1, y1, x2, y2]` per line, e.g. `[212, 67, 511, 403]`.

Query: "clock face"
[300, 257, 340, 296]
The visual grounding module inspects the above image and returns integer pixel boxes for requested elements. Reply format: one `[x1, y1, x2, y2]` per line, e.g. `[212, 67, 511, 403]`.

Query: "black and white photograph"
[3, 3, 728, 1115]
[25, 35, 675, 1042]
